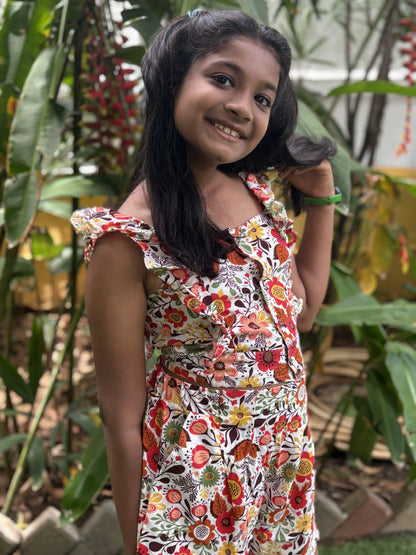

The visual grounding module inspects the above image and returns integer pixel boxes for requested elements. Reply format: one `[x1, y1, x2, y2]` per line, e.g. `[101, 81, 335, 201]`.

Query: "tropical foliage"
[0, 0, 415, 524]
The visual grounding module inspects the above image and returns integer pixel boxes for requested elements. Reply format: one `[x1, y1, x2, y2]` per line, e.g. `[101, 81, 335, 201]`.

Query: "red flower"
[222, 472, 244, 505]
[288, 415, 302, 432]
[297, 451, 314, 483]
[146, 446, 159, 473]
[289, 484, 308, 510]
[137, 544, 149, 555]
[255, 527, 272, 543]
[173, 548, 191, 555]
[255, 350, 281, 372]
[164, 308, 186, 328]
[210, 291, 231, 316]
[216, 512, 235, 534]
[273, 415, 287, 433]
[149, 400, 168, 437]
[191, 445, 210, 469]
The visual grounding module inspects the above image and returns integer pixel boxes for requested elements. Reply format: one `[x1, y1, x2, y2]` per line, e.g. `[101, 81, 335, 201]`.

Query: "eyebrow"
[210, 60, 278, 94]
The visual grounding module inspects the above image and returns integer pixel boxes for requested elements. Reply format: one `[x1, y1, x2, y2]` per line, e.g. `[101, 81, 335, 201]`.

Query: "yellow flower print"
[229, 404, 252, 426]
[295, 513, 313, 533]
[219, 541, 238, 555]
[147, 492, 166, 513]
[247, 221, 264, 240]
[239, 376, 261, 388]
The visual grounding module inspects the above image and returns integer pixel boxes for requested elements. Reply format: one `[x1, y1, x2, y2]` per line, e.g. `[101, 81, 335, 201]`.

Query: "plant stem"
[1, 299, 85, 517]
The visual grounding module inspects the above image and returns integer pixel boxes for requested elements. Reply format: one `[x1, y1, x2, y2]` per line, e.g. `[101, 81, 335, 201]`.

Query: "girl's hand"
[278, 160, 334, 198]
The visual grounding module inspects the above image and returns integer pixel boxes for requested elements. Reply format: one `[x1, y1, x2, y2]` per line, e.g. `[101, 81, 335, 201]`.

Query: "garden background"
[0, 0, 416, 551]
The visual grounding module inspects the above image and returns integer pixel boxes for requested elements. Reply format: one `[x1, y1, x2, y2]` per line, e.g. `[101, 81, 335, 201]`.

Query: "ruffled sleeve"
[70, 207, 156, 263]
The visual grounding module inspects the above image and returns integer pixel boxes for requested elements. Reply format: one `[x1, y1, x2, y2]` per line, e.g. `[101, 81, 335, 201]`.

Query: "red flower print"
[289, 484, 308, 510]
[191, 445, 210, 469]
[192, 504, 207, 518]
[288, 415, 302, 432]
[171, 268, 190, 282]
[184, 295, 204, 312]
[170, 508, 182, 521]
[210, 291, 231, 316]
[164, 308, 186, 328]
[146, 446, 159, 473]
[273, 415, 287, 433]
[173, 548, 191, 555]
[297, 451, 314, 482]
[204, 353, 238, 382]
[188, 519, 216, 545]
[261, 450, 271, 469]
[149, 400, 168, 437]
[255, 350, 281, 371]
[189, 419, 208, 435]
[216, 512, 235, 534]
[239, 313, 272, 340]
[268, 278, 286, 304]
[137, 544, 149, 555]
[222, 472, 244, 505]
[255, 527, 272, 543]
[166, 489, 182, 504]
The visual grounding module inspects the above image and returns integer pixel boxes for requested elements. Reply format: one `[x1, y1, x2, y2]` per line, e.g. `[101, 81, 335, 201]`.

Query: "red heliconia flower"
[396, 13, 416, 157]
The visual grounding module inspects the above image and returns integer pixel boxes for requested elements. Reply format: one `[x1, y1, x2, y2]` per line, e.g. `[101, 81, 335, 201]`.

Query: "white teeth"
[213, 122, 241, 138]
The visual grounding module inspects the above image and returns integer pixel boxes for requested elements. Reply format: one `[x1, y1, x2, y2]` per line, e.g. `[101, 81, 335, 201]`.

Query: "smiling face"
[173, 37, 281, 174]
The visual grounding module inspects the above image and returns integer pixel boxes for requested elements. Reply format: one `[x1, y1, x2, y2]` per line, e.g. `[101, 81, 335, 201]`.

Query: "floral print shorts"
[137, 368, 318, 555]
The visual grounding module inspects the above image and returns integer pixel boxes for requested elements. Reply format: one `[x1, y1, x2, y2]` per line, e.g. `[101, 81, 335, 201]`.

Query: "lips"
[210, 120, 245, 139]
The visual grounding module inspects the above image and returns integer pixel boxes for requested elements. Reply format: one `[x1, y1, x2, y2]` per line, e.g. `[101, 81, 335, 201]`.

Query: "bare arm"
[282, 161, 335, 332]
[85, 232, 148, 555]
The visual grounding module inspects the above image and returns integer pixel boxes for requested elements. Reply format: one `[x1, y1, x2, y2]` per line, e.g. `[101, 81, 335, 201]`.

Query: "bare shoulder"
[119, 181, 153, 226]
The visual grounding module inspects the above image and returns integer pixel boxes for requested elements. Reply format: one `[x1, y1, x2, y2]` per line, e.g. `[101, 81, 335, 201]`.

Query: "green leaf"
[0, 433, 27, 454]
[0, 353, 33, 403]
[122, 6, 161, 46]
[8, 52, 67, 173]
[348, 413, 379, 465]
[297, 101, 351, 214]
[4, 168, 40, 246]
[113, 45, 145, 66]
[0, 0, 57, 88]
[316, 294, 416, 332]
[237, 0, 268, 23]
[385, 342, 416, 460]
[60, 424, 109, 524]
[66, 408, 97, 436]
[28, 436, 46, 491]
[38, 199, 73, 219]
[328, 81, 416, 97]
[31, 231, 64, 261]
[40, 174, 120, 201]
[28, 316, 44, 399]
[366, 369, 405, 462]
[5, 45, 67, 245]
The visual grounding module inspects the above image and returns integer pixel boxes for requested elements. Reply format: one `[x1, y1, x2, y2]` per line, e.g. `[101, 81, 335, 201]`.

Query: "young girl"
[72, 10, 338, 555]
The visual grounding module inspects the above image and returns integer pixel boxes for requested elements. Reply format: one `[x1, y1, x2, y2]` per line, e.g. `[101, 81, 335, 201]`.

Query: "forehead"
[192, 37, 280, 83]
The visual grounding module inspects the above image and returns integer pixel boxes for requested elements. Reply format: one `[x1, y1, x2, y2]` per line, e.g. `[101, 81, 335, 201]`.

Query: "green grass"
[320, 533, 416, 554]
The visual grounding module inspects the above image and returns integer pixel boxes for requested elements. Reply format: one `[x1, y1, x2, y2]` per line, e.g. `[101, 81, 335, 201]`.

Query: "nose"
[224, 95, 253, 122]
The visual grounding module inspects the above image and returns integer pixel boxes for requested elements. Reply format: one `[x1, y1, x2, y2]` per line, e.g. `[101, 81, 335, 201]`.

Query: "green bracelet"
[303, 187, 342, 206]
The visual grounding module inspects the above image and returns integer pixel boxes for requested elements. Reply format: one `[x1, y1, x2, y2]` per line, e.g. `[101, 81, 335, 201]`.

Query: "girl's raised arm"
[85, 231, 148, 555]
[284, 160, 336, 332]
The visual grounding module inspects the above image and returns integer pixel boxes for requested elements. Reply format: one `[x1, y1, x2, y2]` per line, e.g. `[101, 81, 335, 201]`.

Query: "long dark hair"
[130, 10, 336, 277]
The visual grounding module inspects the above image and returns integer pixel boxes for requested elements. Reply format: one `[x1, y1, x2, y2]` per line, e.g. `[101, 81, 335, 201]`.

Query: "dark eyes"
[211, 74, 272, 108]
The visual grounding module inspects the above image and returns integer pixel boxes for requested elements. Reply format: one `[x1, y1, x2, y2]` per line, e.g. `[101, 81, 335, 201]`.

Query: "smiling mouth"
[211, 121, 243, 139]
